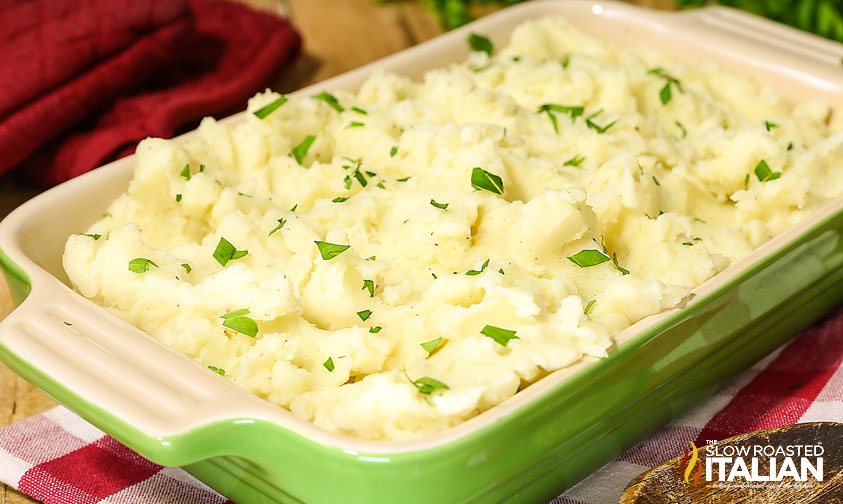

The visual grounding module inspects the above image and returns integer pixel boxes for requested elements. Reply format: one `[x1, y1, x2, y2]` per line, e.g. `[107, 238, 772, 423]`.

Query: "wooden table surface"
[0, 1, 672, 502]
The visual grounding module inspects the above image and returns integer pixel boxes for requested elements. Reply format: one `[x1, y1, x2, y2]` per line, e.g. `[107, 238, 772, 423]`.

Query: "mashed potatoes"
[63, 18, 843, 440]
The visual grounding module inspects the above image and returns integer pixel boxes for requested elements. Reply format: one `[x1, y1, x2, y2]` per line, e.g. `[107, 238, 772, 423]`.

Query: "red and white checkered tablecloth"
[2, 309, 842, 504]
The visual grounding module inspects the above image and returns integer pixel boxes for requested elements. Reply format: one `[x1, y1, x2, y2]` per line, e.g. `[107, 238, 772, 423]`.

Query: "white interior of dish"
[2, 0, 842, 455]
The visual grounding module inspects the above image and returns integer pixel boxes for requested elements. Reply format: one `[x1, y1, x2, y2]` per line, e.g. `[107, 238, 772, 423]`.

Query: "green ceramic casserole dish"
[1, 1, 843, 502]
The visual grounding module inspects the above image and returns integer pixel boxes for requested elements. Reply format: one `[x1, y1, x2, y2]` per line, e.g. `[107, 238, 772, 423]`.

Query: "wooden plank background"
[0, 1, 672, 501]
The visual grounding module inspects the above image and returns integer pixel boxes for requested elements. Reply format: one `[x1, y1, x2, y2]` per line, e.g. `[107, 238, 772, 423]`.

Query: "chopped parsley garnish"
[128, 258, 158, 274]
[208, 366, 226, 376]
[346, 121, 365, 128]
[323, 357, 335, 372]
[561, 54, 570, 68]
[787, 142, 794, 151]
[498, 268, 505, 275]
[537, 104, 584, 133]
[253, 96, 288, 119]
[366, 255, 376, 261]
[175, 194, 182, 202]
[63, 321, 72, 326]
[390, 146, 398, 157]
[82, 233, 101, 240]
[563, 155, 585, 167]
[585, 110, 618, 134]
[647, 67, 684, 105]
[377, 181, 385, 189]
[351, 106, 367, 115]
[764, 120, 778, 131]
[237, 192, 253, 198]
[694, 217, 707, 223]
[213, 237, 248, 267]
[199, 164, 205, 172]
[221, 309, 258, 338]
[181, 263, 191, 273]
[406, 372, 450, 395]
[430, 199, 449, 210]
[675, 120, 687, 138]
[315, 241, 350, 260]
[744, 173, 750, 189]
[584, 299, 596, 316]
[344, 175, 352, 189]
[362, 279, 375, 297]
[465, 258, 490, 276]
[369, 326, 382, 333]
[567, 250, 610, 268]
[365, 170, 376, 177]
[470, 167, 504, 195]
[652, 176, 661, 186]
[754, 159, 781, 182]
[268, 218, 286, 236]
[682, 242, 694, 246]
[357, 309, 372, 321]
[467, 32, 493, 55]
[420, 337, 442, 353]
[311, 91, 344, 112]
[431, 272, 438, 279]
[694, 237, 703, 241]
[480, 325, 519, 346]
[612, 252, 630, 275]
[290, 203, 298, 212]
[397, 176, 411, 182]
[332, 196, 349, 203]
[291, 135, 316, 164]
[180, 164, 192, 180]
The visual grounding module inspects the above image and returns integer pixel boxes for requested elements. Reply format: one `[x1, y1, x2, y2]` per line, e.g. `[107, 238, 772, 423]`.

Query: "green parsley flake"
[253, 96, 288, 119]
[652, 176, 661, 186]
[311, 91, 344, 112]
[466, 258, 490, 276]
[346, 121, 365, 129]
[567, 250, 610, 268]
[563, 155, 585, 167]
[397, 176, 411, 182]
[365, 170, 376, 177]
[221, 309, 258, 338]
[357, 309, 372, 321]
[377, 181, 386, 189]
[561, 54, 570, 68]
[498, 268, 505, 275]
[175, 194, 182, 202]
[537, 104, 584, 134]
[647, 67, 684, 105]
[430, 199, 449, 210]
[480, 325, 519, 346]
[268, 218, 286, 236]
[82, 233, 101, 240]
[584, 299, 596, 316]
[369, 326, 382, 333]
[612, 252, 630, 275]
[351, 106, 367, 115]
[585, 110, 619, 134]
[754, 159, 781, 182]
[467, 32, 493, 55]
[764, 120, 779, 131]
[390, 146, 398, 157]
[199, 164, 205, 172]
[332, 196, 349, 203]
[407, 373, 450, 395]
[343, 175, 352, 190]
[471, 167, 504, 195]
[683, 242, 694, 246]
[744, 173, 750, 189]
[323, 357, 335, 372]
[208, 366, 226, 376]
[128, 258, 158, 274]
[213, 237, 248, 267]
[420, 337, 442, 353]
[180, 263, 191, 273]
[291, 135, 316, 165]
[675, 120, 687, 138]
[315, 241, 350, 260]
[362, 279, 375, 297]
[180, 164, 191, 180]
[290, 203, 298, 212]
[63, 321, 72, 326]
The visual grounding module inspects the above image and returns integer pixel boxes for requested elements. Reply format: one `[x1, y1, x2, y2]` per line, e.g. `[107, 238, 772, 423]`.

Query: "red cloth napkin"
[0, 0, 301, 186]
[1, 309, 842, 503]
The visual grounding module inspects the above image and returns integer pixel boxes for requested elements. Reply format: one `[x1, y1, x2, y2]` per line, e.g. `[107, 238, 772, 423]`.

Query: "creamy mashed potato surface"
[63, 18, 843, 440]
